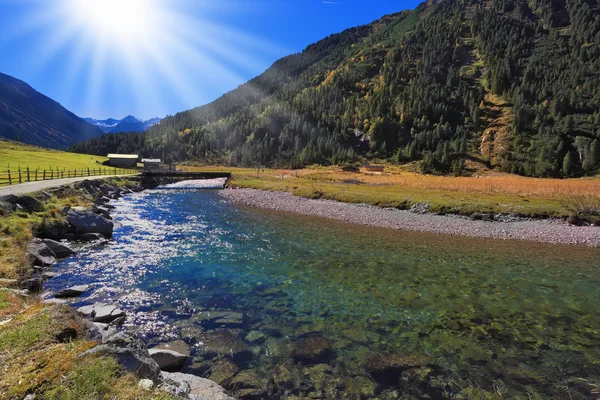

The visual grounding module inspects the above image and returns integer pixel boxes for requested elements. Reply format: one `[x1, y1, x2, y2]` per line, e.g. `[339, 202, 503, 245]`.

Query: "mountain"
[0, 72, 104, 149]
[70, 0, 600, 178]
[84, 115, 161, 133]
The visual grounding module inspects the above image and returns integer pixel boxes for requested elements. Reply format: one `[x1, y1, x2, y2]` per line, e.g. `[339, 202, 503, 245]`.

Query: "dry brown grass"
[184, 165, 600, 199]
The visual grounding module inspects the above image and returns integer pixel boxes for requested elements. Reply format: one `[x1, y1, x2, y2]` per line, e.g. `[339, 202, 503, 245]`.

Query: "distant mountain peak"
[84, 115, 161, 133]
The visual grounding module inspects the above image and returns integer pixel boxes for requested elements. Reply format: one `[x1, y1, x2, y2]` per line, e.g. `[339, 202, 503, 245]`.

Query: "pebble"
[220, 189, 600, 247]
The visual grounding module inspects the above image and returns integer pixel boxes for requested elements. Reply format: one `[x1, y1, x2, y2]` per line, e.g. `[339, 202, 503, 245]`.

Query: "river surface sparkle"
[46, 185, 600, 399]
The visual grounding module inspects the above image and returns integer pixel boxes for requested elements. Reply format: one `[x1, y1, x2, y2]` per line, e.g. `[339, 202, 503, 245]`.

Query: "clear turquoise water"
[46, 188, 600, 399]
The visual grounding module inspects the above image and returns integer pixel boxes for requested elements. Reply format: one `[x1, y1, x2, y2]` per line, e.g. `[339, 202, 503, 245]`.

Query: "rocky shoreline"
[220, 188, 600, 247]
[1, 178, 233, 399]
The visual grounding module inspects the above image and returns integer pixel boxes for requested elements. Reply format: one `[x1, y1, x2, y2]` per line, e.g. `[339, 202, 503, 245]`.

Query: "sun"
[65, 0, 160, 48]
[2, 0, 285, 119]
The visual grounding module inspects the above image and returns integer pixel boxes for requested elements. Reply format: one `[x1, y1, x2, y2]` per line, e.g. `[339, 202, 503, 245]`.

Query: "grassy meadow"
[0, 140, 108, 170]
[184, 165, 600, 220]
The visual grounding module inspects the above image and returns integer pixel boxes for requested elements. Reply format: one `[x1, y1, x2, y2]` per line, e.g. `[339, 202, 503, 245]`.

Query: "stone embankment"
[221, 188, 600, 247]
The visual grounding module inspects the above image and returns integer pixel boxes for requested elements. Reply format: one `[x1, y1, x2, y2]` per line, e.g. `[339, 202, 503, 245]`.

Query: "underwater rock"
[245, 330, 266, 344]
[365, 352, 432, 385]
[196, 329, 251, 362]
[273, 363, 297, 389]
[207, 358, 240, 386]
[230, 369, 269, 399]
[193, 310, 244, 329]
[291, 334, 333, 364]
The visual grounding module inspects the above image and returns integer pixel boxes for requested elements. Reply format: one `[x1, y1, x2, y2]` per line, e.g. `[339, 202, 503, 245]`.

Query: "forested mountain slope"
[71, 0, 600, 177]
[0, 73, 104, 149]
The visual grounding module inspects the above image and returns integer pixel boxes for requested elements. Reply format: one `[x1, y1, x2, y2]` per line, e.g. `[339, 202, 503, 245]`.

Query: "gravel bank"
[220, 188, 600, 247]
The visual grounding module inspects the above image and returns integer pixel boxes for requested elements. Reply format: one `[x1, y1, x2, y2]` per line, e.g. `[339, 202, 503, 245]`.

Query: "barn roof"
[141, 158, 161, 163]
[107, 154, 138, 159]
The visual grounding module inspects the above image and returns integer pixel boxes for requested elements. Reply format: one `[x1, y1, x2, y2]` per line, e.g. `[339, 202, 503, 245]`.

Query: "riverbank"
[221, 188, 600, 247]
[0, 177, 233, 399]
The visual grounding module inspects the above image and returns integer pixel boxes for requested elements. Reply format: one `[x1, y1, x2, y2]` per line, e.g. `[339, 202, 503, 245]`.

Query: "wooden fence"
[0, 167, 139, 187]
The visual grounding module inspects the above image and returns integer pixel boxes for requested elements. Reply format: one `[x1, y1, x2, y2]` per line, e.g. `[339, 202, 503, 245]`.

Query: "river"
[45, 182, 600, 399]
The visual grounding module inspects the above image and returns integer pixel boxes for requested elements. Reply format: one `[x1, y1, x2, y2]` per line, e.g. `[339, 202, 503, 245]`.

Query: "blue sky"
[0, 0, 420, 120]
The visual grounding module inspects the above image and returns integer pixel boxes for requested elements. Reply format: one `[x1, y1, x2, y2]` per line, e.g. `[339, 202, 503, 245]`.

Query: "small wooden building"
[107, 154, 138, 168]
[141, 158, 161, 170]
[363, 165, 385, 173]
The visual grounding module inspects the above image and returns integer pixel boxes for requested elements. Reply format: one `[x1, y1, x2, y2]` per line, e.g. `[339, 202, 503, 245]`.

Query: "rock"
[26, 278, 43, 293]
[43, 298, 66, 305]
[41, 271, 59, 280]
[41, 239, 76, 258]
[16, 195, 43, 212]
[59, 205, 70, 215]
[161, 372, 234, 400]
[55, 284, 89, 298]
[27, 240, 56, 266]
[92, 205, 112, 219]
[34, 219, 70, 241]
[196, 329, 251, 362]
[78, 233, 106, 242]
[94, 196, 110, 205]
[149, 348, 188, 371]
[365, 352, 432, 384]
[0, 201, 15, 214]
[139, 379, 154, 391]
[207, 358, 240, 386]
[77, 303, 125, 323]
[291, 334, 333, 364]
[35, 190, 52, 201]
[66, 209, 114, 236]
[82, 331, 162, 381]
[0, 194, 18, 204]
[245, 330, 266, 344]
[193, 310, 244, 328]
[230, 369, 269, 399]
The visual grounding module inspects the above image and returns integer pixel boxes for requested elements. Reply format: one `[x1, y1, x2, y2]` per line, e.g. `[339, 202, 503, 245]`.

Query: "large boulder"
[161, 372, 234, 400]
[27, 240, 56, 266]
[55, 284, 89, 298]
[82, 331, 162, 381]
[16, 195, 44, 212]
[66, 210, 113, 236]
[41, 239, 76, 258]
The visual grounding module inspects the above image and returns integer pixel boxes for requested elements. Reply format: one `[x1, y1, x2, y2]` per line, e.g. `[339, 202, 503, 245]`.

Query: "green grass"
[0, 299, 179, 399]
[0, 139, 108, 171]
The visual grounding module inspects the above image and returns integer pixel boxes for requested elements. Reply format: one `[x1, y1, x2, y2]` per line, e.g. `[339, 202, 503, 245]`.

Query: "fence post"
[7, 170, 11, 185]
[18, 167, 22, 184]
[88, 167, 90, 177]
[50, 169, 54, 180]
[26, 167, 30, 182]
[35, 170, 38, 181]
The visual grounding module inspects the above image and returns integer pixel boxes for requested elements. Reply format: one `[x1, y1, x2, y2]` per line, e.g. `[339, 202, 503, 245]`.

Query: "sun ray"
[1, 0, 286, 118]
